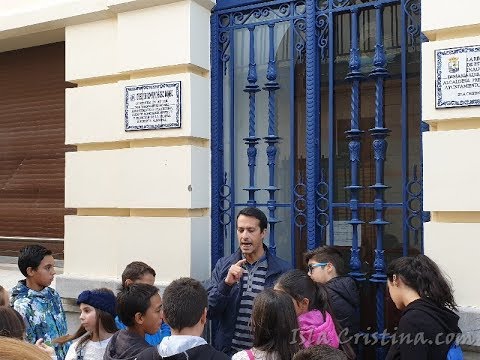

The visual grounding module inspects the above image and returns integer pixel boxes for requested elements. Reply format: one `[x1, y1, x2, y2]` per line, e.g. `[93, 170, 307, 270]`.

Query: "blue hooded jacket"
[11, 280, 69, 360]
[206, 246, 291, 355]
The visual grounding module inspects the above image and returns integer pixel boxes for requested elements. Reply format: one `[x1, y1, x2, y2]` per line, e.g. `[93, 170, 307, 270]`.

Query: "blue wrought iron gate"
[211, 0, 425, 358]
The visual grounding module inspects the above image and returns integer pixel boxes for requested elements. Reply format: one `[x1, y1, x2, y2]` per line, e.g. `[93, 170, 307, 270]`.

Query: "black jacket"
[104, 330, 161, 360]
[325, 276, 360, 336]
[385, 298, 461, 360]
[162, 344, 230, 360]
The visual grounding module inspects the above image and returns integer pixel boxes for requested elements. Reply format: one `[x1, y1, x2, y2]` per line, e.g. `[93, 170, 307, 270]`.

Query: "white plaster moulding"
[0, 0, 214, 40]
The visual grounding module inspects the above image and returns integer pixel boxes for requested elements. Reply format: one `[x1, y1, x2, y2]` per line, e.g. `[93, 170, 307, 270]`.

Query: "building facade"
[0, 0, 478, 357]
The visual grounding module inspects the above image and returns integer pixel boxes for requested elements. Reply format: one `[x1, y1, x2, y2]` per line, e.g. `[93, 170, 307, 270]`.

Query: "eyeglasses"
[307, 262, 328, 273]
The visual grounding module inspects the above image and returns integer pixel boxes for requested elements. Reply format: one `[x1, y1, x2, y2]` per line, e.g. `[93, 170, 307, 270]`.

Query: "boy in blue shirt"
[115, 261, 170, 345]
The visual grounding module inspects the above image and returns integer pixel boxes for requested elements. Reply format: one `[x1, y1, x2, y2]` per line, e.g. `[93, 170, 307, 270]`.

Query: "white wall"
[424, 222, 480, 307]
[423, 0, 480, 39]
[422, 0, 480, 308]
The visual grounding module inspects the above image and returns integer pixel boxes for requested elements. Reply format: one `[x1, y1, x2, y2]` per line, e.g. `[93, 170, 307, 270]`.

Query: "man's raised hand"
[224, 259, 247, 286]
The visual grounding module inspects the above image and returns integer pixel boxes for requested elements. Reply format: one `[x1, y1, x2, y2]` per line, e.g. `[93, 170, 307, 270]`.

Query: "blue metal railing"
[211, 1, 423, 358]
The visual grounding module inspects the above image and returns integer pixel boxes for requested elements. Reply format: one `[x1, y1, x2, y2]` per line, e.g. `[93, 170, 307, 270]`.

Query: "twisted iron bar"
[368, 5, 391, 360]
[263, 23, 281, 255]
[345, 8, 366, 281]
[243, 26, 261, 206]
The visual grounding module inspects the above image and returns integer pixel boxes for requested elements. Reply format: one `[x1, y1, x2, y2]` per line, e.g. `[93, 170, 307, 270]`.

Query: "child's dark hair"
[55, 288, 117, 348]
[121, 261, 156, 289]
[0, 307, 25, 339]
[293, 345, 348, 360]
[237, 207, 268, 231]
[304, 246, 347, 275]
[276, 270, 356, 360]
[162, 277, 207, 331]
[0, 285, 8, 306]
[251, 289, 300, 360]
[116, 283, 159, 326]
[276, 269, 331, 315]
[387, 254, 457, 310]
[18, 245, 52, 277]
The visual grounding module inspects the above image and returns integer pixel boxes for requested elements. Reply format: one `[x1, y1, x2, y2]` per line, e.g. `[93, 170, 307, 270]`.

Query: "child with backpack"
[231, 288, 300, 360]
[55, 288, 117, 360]
[385, 254, 462, 360]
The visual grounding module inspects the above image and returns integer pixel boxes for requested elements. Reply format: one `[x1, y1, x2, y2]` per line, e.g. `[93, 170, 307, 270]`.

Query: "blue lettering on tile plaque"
[125, 81, 181, 131]
[436, 45, 480, 108]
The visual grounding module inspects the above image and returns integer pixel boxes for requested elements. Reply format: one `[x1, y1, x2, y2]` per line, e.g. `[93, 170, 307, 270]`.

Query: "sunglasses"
[307, 262, 328, 273]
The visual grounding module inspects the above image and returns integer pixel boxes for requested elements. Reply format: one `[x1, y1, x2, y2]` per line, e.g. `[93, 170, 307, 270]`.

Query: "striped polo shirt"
[231, 255, 268, 351]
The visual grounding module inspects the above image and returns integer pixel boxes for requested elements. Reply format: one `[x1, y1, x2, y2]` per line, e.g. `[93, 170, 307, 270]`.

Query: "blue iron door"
[211, 0, 424, 358]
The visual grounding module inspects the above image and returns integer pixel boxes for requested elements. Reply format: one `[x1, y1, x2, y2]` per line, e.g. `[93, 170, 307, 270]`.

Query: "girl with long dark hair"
[385, 254, 462, 359]
[56, 288, 118, 360]
[275, 270, 355, 359]
[0, 306, 26, 339]
[232, 289, 300, 360]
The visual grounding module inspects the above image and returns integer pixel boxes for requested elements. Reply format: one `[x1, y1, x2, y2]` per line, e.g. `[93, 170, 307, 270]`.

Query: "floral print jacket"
[11, 280, 69, 360]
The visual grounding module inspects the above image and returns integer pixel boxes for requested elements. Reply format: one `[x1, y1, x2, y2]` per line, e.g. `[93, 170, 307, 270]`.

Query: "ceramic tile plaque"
[436, 46, 480, 108]
[125, 81, 181, 131]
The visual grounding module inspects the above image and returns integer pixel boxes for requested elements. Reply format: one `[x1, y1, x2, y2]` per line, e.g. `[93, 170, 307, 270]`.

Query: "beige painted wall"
[65, 146, 210, 209]
[422, 0, 480, 40]
[424, 222, 480, 307]
[0, 0, 216, 310]
[0, 0, 213, 51]
[423, 130, 480, 211]
[0, 0, 80, 14]
[422, 0, 480, 308]
[61, 0, 213, 284]
[0, 0, 208, 287]
[64, 215, 210, 280]
[66, 74, 210, 143]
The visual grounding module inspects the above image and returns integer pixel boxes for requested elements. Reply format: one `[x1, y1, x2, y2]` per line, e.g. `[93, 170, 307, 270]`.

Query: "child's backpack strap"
[76, 340, 86, 360]
[245, 349, 255, 360]
[447, 343, 463, 360]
